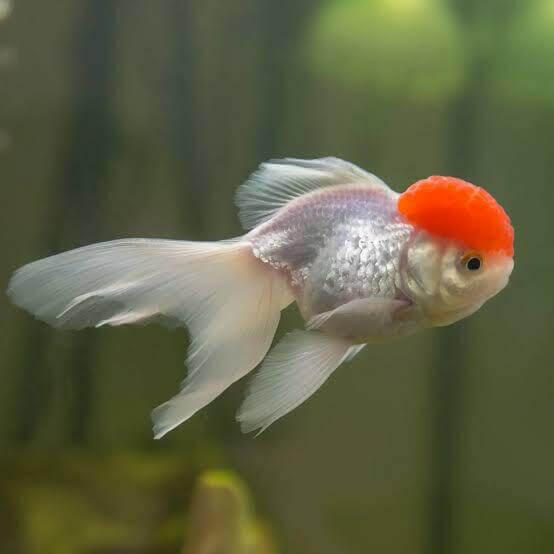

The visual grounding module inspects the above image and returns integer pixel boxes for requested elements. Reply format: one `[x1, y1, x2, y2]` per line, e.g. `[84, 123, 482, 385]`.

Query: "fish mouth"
[495, 256, 514, 292]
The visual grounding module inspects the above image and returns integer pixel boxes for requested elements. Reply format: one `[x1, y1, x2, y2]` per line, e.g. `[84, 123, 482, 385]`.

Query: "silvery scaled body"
[243, 161, 420, 342]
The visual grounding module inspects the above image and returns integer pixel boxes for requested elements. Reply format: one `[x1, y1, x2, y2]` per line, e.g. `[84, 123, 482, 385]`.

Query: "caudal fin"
[7, 238, 293, 437]
[151, 242, 293, 438]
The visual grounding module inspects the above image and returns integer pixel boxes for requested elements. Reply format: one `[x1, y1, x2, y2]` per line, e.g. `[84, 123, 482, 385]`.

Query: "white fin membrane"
[237, 330, 363, 434]
[236, 157, 397, 230]
[7, 239, 292, 438]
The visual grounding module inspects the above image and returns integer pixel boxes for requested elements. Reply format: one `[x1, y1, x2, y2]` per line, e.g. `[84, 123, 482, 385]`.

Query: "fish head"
[398, 175, 514, 327]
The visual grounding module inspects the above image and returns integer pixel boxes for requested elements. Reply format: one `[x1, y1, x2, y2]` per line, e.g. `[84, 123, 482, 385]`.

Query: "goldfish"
[7, 158, 514, 437]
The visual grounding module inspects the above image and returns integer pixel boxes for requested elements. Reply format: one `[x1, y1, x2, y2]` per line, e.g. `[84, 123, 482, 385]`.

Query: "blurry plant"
[182, 471, 276, 554]
[1, 453, 276, 554]
[306, 0, 466, 103]
[2, 453, 190, 553]
[488, 0, 554, 106]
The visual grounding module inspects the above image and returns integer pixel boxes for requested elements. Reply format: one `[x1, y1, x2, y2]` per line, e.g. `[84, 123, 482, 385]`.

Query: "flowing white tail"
[7, 238, 292, 438]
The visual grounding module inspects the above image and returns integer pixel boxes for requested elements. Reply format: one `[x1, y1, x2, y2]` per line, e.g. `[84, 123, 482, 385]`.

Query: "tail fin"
[7, 239, 292, 437]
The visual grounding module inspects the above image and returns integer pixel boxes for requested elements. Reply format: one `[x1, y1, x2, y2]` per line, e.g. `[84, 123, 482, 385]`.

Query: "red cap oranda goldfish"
[7, 158, 514, 437]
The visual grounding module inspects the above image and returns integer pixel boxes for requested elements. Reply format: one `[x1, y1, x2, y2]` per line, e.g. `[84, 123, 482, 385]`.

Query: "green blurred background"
[1, 1, 553, 553]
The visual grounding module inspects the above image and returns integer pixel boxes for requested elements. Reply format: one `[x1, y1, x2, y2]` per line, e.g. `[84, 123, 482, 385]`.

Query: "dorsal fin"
[235, 157, 396, 230]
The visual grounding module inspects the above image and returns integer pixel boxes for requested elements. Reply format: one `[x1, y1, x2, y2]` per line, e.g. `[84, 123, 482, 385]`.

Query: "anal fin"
[236, 330, 361, 434]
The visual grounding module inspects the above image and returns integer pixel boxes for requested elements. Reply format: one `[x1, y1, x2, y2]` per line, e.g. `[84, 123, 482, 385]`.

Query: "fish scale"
[249, 186, 413, 316]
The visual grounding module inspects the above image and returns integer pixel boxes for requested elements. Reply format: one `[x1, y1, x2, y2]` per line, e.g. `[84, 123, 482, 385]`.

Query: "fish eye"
[461, 253, 482, 272]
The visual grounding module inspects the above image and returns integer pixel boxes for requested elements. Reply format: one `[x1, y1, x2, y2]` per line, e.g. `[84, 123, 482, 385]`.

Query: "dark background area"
[1, 1, 553, 553]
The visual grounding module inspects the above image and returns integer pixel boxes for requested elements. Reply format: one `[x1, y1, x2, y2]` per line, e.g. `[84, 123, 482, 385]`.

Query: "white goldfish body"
[7, 158, 514, 436]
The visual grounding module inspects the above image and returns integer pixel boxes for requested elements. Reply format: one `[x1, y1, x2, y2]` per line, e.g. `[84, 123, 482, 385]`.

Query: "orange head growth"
[397, 176, 514, 257]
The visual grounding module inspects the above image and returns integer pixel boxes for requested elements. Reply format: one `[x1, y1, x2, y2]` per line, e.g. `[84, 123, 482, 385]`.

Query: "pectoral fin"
[307, 297, 413, 341]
